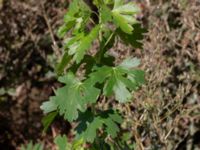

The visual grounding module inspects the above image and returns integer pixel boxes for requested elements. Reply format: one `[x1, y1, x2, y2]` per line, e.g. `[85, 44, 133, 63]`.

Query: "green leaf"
[57, 21, 76, 38]
[116, 24, 147, 48]
[40, 98, 57, 114]
[128, 70, 145, 86]
[114, 0, 123, 9]
[89, 66, 112, 84]
[68, 25, 100, 63]
[58, 0, 91, 37]
[88, 60, 145, 102]
[58, 0, 79, 37]
[113, 2, 140, 15]
[112, 12, 133, 34]
[72, 139, 85, 150]
[121, 132, 132, 142]
[41, 72, 100, 122]
[113, 79, 132, 103]
[56, 51, 72, 75]
[103, 0, 113, 5]
[103, 74, 116, 96]
[112, 1, 140, 34]
[100, 110, 122, 137]
[100, 5, 112, 23]
[21, 142, 43, 150]
[119, 57, 140, 69]
[54, 135, 69, 150]
[42, 111, 58, 132]
[77, 114, 102, 142]
[64, 0, 79, 20]
[66, 32, 85, 47]
[76, 110, 122, 143]
[122, 15, 138, 24]
[63, 0, 91, 25]
[73, 1, 91, 34]
[68, 54, 96, 76]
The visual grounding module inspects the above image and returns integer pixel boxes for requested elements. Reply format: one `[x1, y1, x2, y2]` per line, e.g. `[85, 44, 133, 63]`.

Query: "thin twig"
[40, 3, 61, 58]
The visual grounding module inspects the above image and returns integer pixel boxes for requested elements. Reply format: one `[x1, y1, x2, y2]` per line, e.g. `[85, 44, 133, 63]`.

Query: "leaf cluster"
[41, 0, 146, 148]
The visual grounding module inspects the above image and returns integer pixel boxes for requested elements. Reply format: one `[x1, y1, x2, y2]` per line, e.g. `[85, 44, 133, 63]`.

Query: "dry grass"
[118, 0, 200, 149]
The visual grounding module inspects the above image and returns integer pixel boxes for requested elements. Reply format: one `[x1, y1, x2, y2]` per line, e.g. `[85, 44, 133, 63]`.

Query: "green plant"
[20, 142, 43, 150]
[21, 135, 84, 150]
[41, 0, 146, 149]
[54, 135, 85, 150]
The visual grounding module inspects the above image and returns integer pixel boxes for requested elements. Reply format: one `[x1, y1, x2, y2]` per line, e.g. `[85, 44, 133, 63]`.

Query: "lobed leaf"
[119, 57, 140, 69]
[112, 12, 133, 34]
[113, 2, 140, 15]
[65, 25, 100, 64]
[73, 25, 100, 63]
[76, 110, 122, 143]
[21, 142, 43, 150]
[54, 135, 69, 150]
[88, 58, 145, 103]
[112, 1, 140, 34]
[57, 0, 91, 37]
[41, 72, 100, 122]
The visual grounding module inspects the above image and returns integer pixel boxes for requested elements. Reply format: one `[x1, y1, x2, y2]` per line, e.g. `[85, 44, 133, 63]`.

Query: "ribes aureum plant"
[41, 0, 146, 149]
